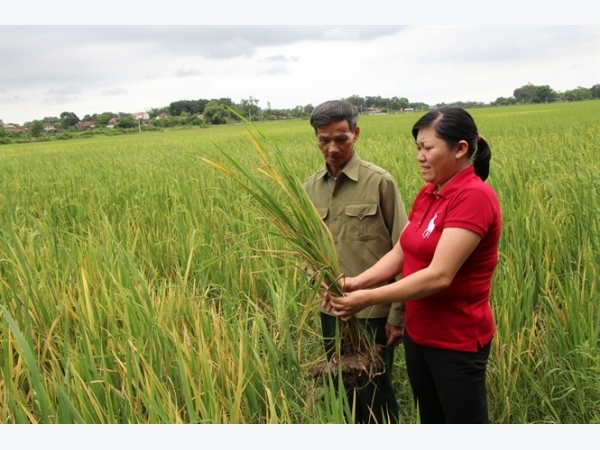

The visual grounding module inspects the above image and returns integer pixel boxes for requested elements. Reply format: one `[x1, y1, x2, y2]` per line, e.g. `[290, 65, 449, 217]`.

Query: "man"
[303, 100, 408, 423]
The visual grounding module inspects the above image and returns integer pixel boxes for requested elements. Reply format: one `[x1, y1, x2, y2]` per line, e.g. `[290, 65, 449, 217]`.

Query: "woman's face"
[415, 126, 465, 190]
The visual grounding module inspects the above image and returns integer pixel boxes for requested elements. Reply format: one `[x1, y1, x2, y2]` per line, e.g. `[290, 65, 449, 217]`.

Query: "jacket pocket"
[345, 203, 380, 241]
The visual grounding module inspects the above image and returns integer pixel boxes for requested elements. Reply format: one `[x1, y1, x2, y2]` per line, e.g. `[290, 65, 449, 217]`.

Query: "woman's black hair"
[411, 107, 491, 181]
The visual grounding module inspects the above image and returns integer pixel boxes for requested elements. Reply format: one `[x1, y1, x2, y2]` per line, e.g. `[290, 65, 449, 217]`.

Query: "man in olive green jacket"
[303, 100, 408, 423]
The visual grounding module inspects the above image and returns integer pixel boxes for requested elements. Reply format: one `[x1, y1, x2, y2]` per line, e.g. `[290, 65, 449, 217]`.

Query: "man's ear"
[353, 126, 361, 141]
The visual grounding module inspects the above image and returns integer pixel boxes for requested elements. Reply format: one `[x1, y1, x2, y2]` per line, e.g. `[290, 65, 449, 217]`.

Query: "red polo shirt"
[400, 166, 501, 352]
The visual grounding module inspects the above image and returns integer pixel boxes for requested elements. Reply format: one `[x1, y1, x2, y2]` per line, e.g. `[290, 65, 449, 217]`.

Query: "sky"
[1, 7, 599, 125]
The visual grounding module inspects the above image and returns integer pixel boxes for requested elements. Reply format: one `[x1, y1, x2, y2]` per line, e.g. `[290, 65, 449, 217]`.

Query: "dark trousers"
[320, 312, 399, 424]
[403, 330, 491, 424]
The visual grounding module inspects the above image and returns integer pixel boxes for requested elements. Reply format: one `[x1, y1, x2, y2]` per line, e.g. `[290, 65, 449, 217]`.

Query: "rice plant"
[0, 101, 598, 423]
[200, 126, 385, 391]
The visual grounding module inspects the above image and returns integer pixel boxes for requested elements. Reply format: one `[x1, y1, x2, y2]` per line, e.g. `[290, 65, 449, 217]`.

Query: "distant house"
[156, 113, 169, 120]
[267, 114, 287, 120]
[4, 124, 27, 132]
[107, 118, 118, 128]
[77, 121, 95, 130]
[403, 108, 415, 113]
[43, 123, 55, 131]
[365, 107, 386, 115]
[132, 112, 150, 121]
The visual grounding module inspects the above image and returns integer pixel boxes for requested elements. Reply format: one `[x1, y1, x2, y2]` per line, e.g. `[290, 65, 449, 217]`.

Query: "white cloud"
[47, 87, 81, 95]
[260, 55, 299, 63]
[174, 67, 202, 77]
[101, 88, 129, 96]
[258, 66, 289, 76]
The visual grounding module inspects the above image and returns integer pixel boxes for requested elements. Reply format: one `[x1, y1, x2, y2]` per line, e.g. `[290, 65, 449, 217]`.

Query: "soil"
[312, 345, 384, 389]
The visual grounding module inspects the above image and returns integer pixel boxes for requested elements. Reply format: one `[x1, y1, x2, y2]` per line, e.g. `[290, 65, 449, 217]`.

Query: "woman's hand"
[321, 290, 370, 321]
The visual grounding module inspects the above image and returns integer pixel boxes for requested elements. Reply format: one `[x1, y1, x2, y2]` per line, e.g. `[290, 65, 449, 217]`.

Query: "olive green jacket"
[303, 153, 408, 327]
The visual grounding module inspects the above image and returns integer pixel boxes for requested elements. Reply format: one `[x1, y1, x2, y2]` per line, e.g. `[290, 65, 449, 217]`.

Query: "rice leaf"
[0, 304, 51, 423]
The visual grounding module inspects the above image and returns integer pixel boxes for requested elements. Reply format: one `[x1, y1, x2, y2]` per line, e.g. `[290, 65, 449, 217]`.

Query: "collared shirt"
[401, 166, 502, 351]
[303, 153, 408, 325]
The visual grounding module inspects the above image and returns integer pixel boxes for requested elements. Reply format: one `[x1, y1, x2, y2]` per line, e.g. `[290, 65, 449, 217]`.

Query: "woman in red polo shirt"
[323, 107, 501, 424]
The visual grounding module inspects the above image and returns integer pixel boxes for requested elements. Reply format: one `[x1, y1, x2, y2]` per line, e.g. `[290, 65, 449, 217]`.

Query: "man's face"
[315, 120, 360, 178]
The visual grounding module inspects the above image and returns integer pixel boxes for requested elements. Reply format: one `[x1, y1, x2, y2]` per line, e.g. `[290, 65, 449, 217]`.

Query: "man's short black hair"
[310, 100, 359, 131]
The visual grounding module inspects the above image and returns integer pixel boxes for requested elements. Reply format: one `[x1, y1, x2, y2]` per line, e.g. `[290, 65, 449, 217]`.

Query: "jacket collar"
[315, 152, 361, 182]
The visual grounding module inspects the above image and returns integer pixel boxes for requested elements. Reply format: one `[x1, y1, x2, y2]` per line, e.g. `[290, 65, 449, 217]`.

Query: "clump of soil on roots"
[312, 320, 384, 389]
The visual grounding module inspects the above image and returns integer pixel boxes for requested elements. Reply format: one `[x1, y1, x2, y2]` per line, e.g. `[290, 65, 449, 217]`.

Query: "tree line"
[1, 83, 599, 145]
[493, 83, 600, 106]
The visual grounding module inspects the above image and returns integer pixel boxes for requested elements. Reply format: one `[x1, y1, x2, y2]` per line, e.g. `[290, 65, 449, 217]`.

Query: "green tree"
[408, 102, 429, 111]
[116, 114, 136, 129]
[168, 99, 210, 117]
[29, 120, 44, 137]
[217, 98, 234, 107]
[389, 97, 410, 111]
[239, 97, 261, 121]
[194, 99, 209, 115]
[513, 84, 557, 104]
[344, 95, 365, 109]
[95, 112, 114, 128]
[533, 85, 557, 103]
[203, 101, 231, 125]
[59, 111, 80, 128]
[169, 100, 190, 116]
[148, 106, 169, 118]
[289, 105, 305, 118]
[365, 95, 386, 108]
[561, 87, 591, 102]
[492, 97, 517, 106]
[513, 83, 537, 103]
[589, 84, 600, 99]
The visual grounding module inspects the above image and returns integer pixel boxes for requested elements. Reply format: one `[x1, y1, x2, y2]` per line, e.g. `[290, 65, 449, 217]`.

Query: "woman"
[323, 107, 501, 424]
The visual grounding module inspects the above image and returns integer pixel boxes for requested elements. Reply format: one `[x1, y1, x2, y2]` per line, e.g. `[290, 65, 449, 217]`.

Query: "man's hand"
[385, 323, 404, 348]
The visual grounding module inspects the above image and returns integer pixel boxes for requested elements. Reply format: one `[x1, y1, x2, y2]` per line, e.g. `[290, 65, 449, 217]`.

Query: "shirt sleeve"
[445, 186, 497, 237]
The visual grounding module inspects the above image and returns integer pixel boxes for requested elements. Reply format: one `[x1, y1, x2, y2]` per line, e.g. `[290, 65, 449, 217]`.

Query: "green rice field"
[1, 101, 599, 423]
